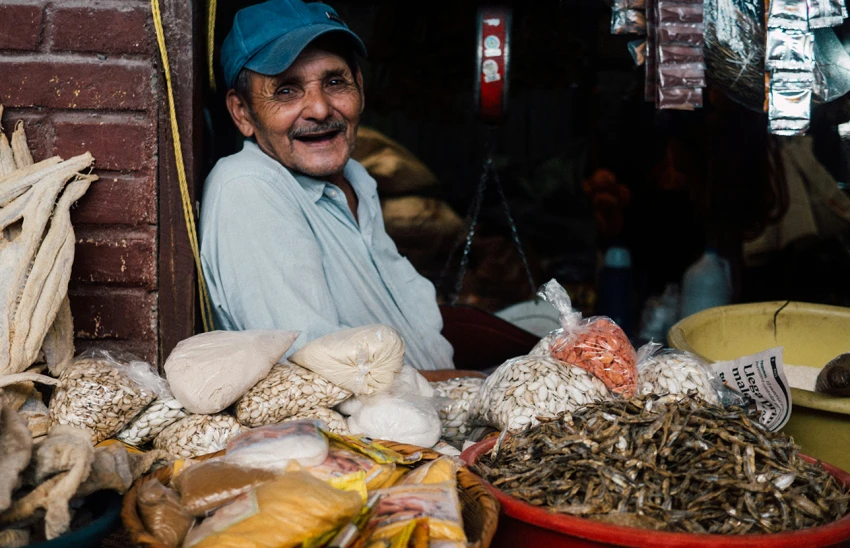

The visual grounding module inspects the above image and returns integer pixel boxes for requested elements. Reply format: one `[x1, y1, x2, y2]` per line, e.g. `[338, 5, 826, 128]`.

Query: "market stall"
[2, 0, 850, 545]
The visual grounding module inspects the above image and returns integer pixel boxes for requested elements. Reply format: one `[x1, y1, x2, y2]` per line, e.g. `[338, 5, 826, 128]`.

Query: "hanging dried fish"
[474, 393, 850, 534]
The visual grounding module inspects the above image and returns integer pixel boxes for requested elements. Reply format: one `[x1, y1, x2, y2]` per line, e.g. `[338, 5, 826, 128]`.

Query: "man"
[199, 0, 455, 370]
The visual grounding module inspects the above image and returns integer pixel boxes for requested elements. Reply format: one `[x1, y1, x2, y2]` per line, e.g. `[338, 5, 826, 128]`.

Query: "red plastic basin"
[461, 438, 850, 548]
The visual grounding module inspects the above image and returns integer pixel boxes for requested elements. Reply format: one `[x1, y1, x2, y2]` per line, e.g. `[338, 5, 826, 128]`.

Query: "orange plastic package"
[183, 471, 362, 548]
[539, 279, 637, 397]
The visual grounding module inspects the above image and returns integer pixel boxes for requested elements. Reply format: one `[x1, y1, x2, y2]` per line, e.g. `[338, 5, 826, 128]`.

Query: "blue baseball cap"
[221, 0, 367, 90]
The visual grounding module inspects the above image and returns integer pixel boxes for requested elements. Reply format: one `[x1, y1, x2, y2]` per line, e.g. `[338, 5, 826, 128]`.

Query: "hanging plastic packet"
[538, 279, 638, 397]
[645, 0, 658, 102]
[611, 0, 648, 34]
[224, 420, 330, 472]
[765, 0, 817, 135]
[655, 0, 706, 110]
[768, 71, 815, 135]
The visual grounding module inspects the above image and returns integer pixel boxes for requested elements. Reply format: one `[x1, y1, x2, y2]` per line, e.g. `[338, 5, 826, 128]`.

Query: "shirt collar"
[241, 139, 377, 204]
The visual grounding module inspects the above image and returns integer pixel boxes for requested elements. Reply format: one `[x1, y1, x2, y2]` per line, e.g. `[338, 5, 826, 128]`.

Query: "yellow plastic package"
[183, 471, 362, 548]
[398, 456, 460, 486]
[307, 441, 397, 490]
[325, 432, 422, 465]
[368, 482, 467, 543]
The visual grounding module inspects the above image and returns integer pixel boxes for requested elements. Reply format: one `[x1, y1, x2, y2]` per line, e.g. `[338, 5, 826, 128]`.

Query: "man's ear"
[226, 90, 258, 138]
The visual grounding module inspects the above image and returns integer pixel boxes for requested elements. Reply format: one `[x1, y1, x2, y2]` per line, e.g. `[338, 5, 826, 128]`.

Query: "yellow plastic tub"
[668, 301, 850, 471]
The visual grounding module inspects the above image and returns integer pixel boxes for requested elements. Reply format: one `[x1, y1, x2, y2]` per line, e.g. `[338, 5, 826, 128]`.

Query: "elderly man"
[199, 0, 454, 370]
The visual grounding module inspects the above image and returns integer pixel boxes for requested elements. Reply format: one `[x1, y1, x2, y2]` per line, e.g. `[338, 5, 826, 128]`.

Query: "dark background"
[202, 0, 850, 339]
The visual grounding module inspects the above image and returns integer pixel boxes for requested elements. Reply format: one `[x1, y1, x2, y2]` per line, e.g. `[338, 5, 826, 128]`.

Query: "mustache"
[289, 120, 348, 139]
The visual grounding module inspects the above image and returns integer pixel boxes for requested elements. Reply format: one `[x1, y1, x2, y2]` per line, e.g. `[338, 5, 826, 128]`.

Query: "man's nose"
[302, 86, 333, 121]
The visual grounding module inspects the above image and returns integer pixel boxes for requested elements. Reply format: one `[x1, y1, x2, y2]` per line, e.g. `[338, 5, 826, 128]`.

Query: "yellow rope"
[207, 0, 217, 91]
[151, 0, 215, 332]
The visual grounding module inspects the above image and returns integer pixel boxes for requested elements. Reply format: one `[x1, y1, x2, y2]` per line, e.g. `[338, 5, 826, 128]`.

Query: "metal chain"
[492, 165, 537, 298]
[450, 159, 492, 304]
[439, 131, 536, 304]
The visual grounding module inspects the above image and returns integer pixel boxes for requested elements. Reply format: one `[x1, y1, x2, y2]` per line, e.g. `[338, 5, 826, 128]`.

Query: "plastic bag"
[306, 441, 397, 490]
[529, 329, 562, 357]
[48, 349, 165, 444]
[399, 456, 460, 486]
[224, 420, 330, 471]
[153, 413, 244, 459]
[172, 458, 278, 517]
[137, 478, 194, 546]
[290, 325, 405, 396]
[234, 361, 351, 428]
[348, 394, 442, 448]
[636, 342, 724, 405]
[468, 354, 609, 432]
[335, 365, 435, 417]
[538, 279, 638, 397]
[183, 471, 363, 548]
[288, 407, 350, 435]
[164, 329, 300, 415]
[368, 482, 466, 543]
[117, 397, 187, 447]
[430, 377, 484, 445]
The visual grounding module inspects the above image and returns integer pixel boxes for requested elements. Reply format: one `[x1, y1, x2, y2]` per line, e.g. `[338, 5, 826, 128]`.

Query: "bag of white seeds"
[234, 362, 351, 428]
[636, 342, 724, 405]
[468, 355, 610, 432]
[153, 413, 244, 458]
[48, 349, 169, 444]
[431, 377, 484, 444]
[529, 329, 562, 357]
[117, 397, 188, 446]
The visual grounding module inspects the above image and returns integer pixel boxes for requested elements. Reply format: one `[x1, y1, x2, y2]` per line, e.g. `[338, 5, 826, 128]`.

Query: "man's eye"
[275, 87, 294, 96]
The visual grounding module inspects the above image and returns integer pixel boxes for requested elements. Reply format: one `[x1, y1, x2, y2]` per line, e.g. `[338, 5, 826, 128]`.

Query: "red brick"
[52, 6, 151, 55]
[0, 5, 43, 51]
[53, 113, 155, 171]
[0, 109, 54, 163]
[71, 226, 157, 289]
[0, 57, 152, 110]
[72, 171, 156, 225]
[68, 286, 156, 342]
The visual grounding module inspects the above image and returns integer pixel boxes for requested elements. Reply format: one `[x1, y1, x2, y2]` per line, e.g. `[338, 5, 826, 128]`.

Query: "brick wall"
[0, 0, 198, 366]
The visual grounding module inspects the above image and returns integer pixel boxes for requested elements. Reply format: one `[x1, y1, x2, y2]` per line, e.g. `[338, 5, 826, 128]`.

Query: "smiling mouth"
[294, 130, 342, 145]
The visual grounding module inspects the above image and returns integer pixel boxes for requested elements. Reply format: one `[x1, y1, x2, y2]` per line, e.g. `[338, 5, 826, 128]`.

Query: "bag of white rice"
[290, 325, 405, 396]
[164, 330, 300, 414]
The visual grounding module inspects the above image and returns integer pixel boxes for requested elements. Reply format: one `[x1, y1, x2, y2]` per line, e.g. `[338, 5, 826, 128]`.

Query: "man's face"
[228, 46, 364, 180]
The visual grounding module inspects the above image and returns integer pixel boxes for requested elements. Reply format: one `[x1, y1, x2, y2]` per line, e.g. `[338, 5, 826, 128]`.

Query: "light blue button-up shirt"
[199, 140, 454, 370]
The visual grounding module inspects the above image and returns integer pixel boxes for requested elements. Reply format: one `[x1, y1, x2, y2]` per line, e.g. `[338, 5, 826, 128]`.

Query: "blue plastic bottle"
[680, 248, 732, 318]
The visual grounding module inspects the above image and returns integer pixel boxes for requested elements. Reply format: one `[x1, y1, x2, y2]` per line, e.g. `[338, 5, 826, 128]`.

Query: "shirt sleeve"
[200, 175, 345, 353]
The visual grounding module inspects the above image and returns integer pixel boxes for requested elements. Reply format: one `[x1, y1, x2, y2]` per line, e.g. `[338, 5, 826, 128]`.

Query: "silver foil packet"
[808, 0, 846, 28]
[768, 0, 810, 31]
[766, 28, 815, 71]
[629, 39, 647, 65]
[769, 71, 814, 135]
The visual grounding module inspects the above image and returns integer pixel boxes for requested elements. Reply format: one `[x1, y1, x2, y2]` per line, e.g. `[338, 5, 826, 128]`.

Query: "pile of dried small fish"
[474, 393, 850, 534]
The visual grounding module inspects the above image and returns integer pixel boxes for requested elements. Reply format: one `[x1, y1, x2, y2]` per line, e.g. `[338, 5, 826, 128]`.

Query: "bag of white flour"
[289, 325, 405, 396]
[164, 330, 300, 414]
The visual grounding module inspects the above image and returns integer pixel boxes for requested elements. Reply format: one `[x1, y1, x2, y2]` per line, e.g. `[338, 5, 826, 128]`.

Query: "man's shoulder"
[206, 142, 286, 193]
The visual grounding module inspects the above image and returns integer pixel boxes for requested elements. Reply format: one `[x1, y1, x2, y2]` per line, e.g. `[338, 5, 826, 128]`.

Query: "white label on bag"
[711, 346, 792, 431]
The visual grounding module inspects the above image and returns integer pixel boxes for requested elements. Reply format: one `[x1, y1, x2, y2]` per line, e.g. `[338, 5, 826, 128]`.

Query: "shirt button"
[327, 189, 338, 198]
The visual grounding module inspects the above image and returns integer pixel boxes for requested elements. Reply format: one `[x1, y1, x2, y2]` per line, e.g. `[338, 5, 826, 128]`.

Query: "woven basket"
[122, 440, 499, 548]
